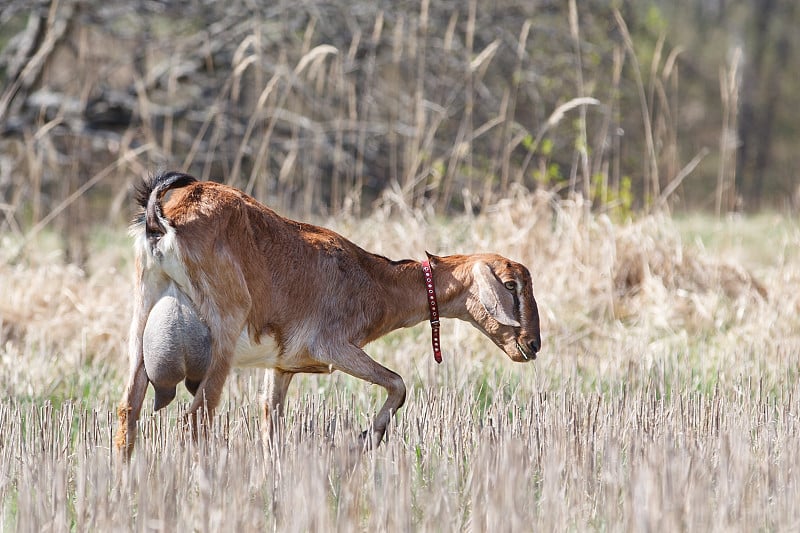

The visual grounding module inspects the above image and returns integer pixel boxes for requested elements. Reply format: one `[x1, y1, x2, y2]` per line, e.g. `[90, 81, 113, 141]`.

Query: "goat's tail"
[133, 171, 197, 243]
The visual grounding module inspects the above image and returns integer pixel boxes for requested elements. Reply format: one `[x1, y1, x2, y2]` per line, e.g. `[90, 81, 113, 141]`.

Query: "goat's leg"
[116, 265, 163, 459]
[315, 344, 406, 449]
[261, 369, 294, 443]
[182, 312, 243, 437]
[116, 360, 149, 459]
[181, 260, 250, 438]
[184, 355, 232, 437]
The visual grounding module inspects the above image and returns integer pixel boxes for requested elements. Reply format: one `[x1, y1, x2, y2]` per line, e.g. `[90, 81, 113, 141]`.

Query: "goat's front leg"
[261, 369, 295, 443]
[315, 344, 406, 449]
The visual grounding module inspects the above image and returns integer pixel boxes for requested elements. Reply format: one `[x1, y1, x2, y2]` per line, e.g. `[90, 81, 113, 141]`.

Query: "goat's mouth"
[513, 341, 537, 362]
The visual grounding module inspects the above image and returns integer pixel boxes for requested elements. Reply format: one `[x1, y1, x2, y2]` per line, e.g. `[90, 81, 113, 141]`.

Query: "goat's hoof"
[357, 429, 383, 452]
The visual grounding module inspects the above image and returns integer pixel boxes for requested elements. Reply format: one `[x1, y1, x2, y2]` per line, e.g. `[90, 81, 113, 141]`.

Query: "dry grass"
[2, 189, 800, 530]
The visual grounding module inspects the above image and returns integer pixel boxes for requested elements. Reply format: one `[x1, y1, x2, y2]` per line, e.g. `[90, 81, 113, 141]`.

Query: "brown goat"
[116, 172, 541, 456]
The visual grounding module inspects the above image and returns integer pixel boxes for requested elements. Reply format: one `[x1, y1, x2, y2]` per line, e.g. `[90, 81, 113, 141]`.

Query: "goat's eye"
[504, 281, 516, 291]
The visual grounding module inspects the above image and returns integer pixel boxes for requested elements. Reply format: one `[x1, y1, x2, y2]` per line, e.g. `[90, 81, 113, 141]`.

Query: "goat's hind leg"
[116, 267, 163, 459]
[183, 355, 231, 440]
[182, 312, 243, 440]
[116, 360, 149, 459]
[179, 243, 252, 439]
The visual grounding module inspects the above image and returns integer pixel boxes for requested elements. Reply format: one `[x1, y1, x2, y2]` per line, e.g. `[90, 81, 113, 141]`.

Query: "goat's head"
[433, 253, 541, 362]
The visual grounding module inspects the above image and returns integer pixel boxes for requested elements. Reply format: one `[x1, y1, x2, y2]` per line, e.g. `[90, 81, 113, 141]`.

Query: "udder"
[143, 288, 211, 410]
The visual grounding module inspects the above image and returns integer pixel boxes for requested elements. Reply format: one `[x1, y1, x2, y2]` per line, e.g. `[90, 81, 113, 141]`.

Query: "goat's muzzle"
[515, 341, 536, 361]
[514, 333, 541, 362]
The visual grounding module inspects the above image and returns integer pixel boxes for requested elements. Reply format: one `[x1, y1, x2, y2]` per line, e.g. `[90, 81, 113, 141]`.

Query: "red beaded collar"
[421, 260, 442, 364]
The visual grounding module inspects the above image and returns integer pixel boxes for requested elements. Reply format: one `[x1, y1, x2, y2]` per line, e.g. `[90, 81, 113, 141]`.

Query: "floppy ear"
[472, 262, 520, 327]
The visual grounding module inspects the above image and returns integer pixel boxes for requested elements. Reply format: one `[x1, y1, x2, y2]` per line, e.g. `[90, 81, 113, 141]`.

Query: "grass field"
[1, 190, 800, 531]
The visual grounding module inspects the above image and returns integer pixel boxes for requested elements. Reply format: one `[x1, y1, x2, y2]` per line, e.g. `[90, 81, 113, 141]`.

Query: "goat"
[116, 172, 541, 456]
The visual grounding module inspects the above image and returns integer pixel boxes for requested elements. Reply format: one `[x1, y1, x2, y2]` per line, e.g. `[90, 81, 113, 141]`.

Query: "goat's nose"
[529, 338, 541, 354]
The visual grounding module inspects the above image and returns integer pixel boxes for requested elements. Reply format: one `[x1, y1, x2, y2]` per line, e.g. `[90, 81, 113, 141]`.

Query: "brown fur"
[117, 175, 541, 457]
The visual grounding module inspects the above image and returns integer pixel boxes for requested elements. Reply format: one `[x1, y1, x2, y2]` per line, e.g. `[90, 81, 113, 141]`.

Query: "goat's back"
[159, 181, 393, 346]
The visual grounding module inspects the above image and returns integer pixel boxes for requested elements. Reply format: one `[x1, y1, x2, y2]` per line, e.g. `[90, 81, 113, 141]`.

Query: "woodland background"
[0, 0, 798, 263]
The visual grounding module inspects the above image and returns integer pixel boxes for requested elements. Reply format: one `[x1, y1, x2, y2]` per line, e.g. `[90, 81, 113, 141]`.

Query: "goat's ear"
[425, 251, 441, 266]
[471, 262, 520, 327]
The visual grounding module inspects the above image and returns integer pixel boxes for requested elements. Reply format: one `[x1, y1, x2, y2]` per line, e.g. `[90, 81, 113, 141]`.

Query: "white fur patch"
[157, 226, 193, 294]
[232, 328, 282, 368]
[132, 231, 153, 268]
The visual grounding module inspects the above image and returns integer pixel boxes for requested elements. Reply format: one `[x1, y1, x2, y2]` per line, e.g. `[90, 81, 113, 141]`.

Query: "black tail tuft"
[132, 171, 198, 241]
[133, 174, 156, 212]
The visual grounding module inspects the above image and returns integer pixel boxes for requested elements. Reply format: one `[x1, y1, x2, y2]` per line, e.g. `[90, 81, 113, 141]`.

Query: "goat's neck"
[372, 257, 469, 337]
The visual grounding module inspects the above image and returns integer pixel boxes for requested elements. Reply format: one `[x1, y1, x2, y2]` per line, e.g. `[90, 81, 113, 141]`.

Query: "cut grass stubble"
[2, 365, 800, 531]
